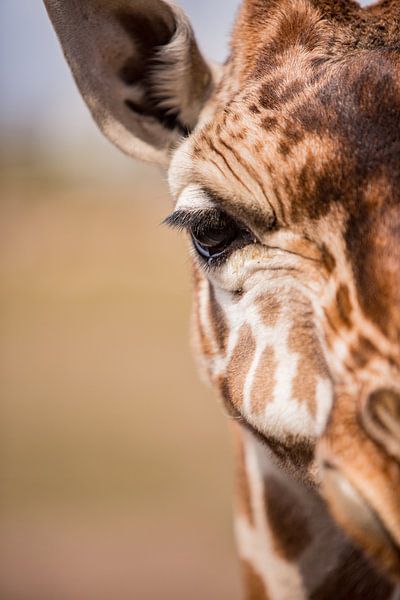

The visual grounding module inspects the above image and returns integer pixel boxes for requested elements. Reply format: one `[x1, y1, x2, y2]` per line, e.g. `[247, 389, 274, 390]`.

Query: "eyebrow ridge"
[166, 187, 276, 234]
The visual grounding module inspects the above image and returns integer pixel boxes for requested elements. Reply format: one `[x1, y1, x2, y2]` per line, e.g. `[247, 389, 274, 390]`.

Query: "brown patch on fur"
[279, 79, 305, 104]
[277, 139, 291, 157]
[350, 347, 369, 369]
[259, 83, 282, 111]
[242, 560, 270, 600]
[220, 324, 256, 411]
[265, 475, 312, 561]
[257, 295, 281, 327]
[289, 321, 328, 416]
[346, 197, 400, 342]
[290, 146, 343, 222]
[325, 286, 356, 338]
[350, 335, 378, 368]
[261, 116, 278, 131]
[282, 120, 305, 148]
[251, 346, 276, 416]
[358, 335, 379, 357]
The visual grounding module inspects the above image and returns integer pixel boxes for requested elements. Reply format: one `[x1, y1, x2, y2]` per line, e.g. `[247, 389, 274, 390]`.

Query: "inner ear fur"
[44, 0, 216, 165]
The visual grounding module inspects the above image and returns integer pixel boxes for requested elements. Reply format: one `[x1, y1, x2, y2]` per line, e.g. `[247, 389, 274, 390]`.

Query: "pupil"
[198, 224, 233, 247]
[192, 215, 238, 259]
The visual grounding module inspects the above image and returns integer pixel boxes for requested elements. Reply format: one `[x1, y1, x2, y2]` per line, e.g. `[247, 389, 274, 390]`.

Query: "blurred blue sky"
[0, 1, 240, 137]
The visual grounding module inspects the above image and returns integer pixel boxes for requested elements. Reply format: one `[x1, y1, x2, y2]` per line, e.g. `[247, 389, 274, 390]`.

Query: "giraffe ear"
[44, 0, 218, 166]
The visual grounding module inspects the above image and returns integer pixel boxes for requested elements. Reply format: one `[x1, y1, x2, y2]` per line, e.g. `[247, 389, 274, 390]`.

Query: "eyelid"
[164, 207, 260, 272]
[163, 208, 262, 252]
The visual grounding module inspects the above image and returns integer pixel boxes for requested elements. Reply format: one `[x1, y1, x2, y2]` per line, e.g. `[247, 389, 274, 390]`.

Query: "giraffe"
[44, 0, 400, 597]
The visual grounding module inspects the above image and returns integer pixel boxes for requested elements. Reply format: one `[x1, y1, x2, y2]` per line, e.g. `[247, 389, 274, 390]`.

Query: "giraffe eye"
[191, 212, 252, 262]
[164, 208, 255, 265]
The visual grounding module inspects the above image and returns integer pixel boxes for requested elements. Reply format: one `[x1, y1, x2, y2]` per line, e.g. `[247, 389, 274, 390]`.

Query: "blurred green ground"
[0, 168, 240, 600]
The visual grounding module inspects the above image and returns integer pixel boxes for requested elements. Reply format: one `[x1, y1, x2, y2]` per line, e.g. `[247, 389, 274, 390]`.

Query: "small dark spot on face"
[259, 83, 281, 110]
[278, 139, 291, 156]
[249, 103, 261, 114]
[193, 144, 202, 157]
[261, 116, 278, 130]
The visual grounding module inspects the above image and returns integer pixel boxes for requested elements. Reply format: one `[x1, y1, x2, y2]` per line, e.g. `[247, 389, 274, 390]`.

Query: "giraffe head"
[45, 0, 400, 579]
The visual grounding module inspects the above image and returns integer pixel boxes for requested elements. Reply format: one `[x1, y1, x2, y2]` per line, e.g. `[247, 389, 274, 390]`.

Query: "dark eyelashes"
[163, 208, 225, 235]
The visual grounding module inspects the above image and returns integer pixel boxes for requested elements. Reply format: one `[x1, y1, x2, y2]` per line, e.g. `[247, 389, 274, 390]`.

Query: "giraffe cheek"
[216, 324, 257, 416]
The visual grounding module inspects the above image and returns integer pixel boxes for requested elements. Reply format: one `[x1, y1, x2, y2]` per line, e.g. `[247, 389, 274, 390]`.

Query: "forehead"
[175, 49, 400, 226]
[171, 0, 400, 222]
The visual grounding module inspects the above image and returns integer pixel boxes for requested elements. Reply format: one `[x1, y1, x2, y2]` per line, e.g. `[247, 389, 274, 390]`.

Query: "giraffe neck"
[232, 423, 397, 600]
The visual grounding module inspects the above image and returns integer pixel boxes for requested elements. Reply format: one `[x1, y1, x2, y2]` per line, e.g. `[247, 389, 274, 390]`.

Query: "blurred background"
[0, 2, 242, 599]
